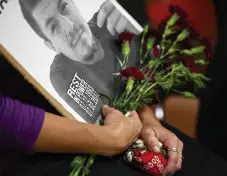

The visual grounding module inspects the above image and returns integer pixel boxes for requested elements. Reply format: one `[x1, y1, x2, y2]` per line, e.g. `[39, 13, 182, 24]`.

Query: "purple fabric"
[0, 95, 45, 152]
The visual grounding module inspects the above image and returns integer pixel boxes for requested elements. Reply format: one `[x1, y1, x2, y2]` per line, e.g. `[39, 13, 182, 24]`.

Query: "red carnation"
[132, 149, 167, 176]
[200, 38, 213, 61]
[183, 56, 200, 73]
[153, 46, 160, 57]
[169, 5, 188, 19]
[120, 67, 145, 80]
[119, 32, 136, 44]
[168, 5, 200, 40]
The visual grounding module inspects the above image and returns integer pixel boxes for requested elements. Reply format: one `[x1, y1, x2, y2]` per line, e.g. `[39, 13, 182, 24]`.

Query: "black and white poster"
[0, 0, 143, 123]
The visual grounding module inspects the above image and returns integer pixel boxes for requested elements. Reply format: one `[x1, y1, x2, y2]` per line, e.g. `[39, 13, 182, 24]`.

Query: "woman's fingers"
[147, 135, 161, 153]
[176, 140, 184, 171]
[162, 135, 179, 176]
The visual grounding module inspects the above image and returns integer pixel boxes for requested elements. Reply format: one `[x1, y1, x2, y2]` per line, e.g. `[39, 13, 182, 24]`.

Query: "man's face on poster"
[32, 0, 98, 64]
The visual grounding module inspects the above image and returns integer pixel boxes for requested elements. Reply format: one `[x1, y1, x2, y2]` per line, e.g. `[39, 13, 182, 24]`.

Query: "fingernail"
[153, 146, 161, 153]
[102, 105, 109, 116]
[103, 105, 109, 109]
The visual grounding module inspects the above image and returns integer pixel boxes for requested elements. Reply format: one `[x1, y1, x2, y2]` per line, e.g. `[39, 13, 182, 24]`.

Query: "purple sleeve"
[0, 95, 45, 152]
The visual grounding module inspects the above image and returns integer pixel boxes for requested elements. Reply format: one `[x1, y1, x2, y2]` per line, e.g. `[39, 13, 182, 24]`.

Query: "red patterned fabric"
[132, 149, 167, 176]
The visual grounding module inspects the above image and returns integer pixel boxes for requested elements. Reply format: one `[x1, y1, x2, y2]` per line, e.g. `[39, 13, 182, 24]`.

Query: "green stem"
[71, 157, 87, 176]
[144, 50, 149, 61]
[172, 89, 181, 94]
[70, 165, 80, 176]
[163, 68, 175, 80]
[113, 76, 123, 105]
[144, 83, 157, 94]
[160, 52, 169, 60]
[140, 32, 146, 65]
[114, 91, 127, 107]
[136, 94, 141, 101]
[122, 86, 140, 108]
[82, 155, 96, 176]
[122, 55, 128, 69]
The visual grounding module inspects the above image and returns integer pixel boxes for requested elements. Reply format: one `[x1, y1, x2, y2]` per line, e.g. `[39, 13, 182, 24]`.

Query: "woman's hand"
[101, 105, 142, 156]
[138, 105, 183, 176]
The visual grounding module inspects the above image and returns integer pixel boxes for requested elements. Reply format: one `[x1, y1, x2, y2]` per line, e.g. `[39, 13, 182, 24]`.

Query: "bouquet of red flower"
[69, 7, 211, 176]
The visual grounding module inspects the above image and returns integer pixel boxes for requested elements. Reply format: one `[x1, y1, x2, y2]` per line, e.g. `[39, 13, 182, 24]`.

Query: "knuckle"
[172, 156, 179, 164]
[171, 134, 178, 141]
[110, 109, 121, 116]
[142, 128, 151, 136]
[111, 109, 118, 114]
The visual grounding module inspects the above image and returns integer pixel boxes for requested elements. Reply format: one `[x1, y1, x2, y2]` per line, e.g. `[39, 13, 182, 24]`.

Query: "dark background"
[2, 0, 227, 175]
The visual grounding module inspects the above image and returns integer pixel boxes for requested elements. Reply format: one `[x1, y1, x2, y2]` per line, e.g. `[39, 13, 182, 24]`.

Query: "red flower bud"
[153, 46, 160, 57]
[132, 149, 167, 176]
[120, 67, 145, 81]
[119, 32, 136, 44]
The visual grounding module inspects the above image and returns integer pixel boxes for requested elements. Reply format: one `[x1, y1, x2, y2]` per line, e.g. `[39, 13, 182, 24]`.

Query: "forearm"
[33, 112, 115, 155]
[0, 95, 116, 156]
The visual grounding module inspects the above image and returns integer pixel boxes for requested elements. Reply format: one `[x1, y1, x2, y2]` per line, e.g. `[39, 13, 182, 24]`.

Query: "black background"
[1, 0, 227, 175]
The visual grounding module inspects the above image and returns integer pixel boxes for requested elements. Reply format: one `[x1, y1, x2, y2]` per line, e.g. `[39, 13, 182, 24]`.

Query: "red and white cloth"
[124, 139, 167, 176]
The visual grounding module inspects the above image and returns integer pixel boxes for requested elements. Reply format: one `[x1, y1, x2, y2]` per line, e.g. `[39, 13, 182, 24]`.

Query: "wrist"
[96, 125, 127, 156]
[91, 125, 120, 156]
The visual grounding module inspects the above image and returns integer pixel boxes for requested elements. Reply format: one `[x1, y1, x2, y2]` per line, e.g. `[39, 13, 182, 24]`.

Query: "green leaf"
[148, 59, 163, 68]
[154, 72, 164, 82]
[192, 73, 209, 81]
[129, 101, 141, 111]
[141, 97, 153, 104]
[191, 73, 209, 89]
[141, 89, 155, 97]
[163, 40, 172, 48]
[195, 59, 207, 65]
[159, 78, 174, 90]
[182, 91, 196, 98]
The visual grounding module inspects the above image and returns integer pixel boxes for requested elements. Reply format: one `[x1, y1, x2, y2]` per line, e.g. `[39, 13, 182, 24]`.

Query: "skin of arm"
[33, 112, 120, 156]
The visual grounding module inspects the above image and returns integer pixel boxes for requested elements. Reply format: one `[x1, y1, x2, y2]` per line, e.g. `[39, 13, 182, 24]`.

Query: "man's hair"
[18, 0, 49, 41]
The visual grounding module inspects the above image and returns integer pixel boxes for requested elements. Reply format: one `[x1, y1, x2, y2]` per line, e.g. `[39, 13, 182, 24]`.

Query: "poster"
[0, 0, 143, 123]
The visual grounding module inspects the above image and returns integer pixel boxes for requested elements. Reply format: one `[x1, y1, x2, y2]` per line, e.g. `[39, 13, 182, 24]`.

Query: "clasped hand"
[102, 105, 183, 176]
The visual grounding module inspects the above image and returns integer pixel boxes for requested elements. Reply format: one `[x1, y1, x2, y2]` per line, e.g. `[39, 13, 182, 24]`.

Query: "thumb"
[143, 129, 161, 153]
[102, 105, 120, 117]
